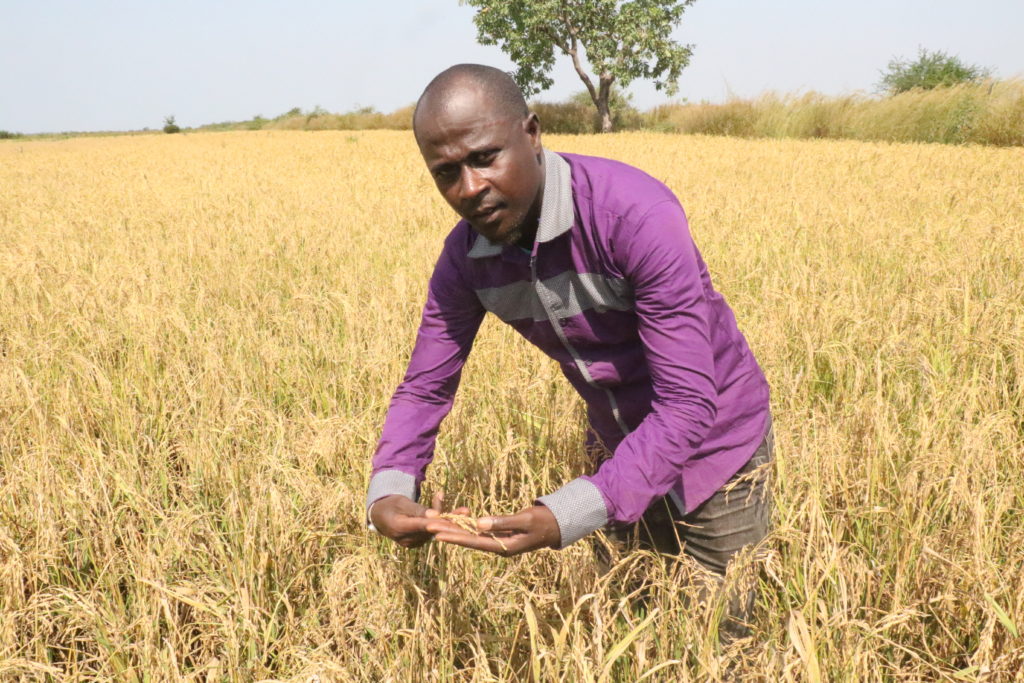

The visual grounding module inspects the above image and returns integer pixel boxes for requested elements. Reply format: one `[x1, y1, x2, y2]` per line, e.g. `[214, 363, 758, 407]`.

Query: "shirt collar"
[467, 148, 573, 259]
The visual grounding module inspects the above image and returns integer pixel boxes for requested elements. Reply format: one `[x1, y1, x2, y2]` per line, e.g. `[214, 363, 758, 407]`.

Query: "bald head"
[414, 64, 529, 138]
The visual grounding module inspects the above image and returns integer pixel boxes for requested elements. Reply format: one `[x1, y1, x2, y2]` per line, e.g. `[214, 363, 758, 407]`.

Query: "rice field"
[0, 130, 1022, 681]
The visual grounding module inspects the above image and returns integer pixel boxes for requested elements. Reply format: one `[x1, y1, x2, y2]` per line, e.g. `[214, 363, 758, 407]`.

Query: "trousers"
[596, 417, 774, 638]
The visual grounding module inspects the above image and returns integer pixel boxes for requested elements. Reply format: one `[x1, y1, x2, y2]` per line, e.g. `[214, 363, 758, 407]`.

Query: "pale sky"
[1, 0, 1022, 134]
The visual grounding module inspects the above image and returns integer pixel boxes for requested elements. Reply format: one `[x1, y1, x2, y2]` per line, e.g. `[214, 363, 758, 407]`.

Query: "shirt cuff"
[366, 470, 418, 513]
[536, 478, 609, 548]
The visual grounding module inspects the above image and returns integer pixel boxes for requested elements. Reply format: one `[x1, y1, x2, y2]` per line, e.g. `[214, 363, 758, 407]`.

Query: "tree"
[878, 48, 992, 95]
[461, 0, 696, 133]
[162, 115, 180, 134]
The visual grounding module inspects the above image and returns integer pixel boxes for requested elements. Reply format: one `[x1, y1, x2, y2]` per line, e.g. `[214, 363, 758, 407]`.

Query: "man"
[366, 64, 772, 585]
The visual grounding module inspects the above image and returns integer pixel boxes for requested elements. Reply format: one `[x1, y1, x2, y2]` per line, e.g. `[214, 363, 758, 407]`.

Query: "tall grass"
[0, 131, 1022, 680]
[647, 79, 1024, 145]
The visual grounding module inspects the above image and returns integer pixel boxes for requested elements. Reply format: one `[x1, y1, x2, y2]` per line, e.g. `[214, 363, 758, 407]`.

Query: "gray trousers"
[596, 418, 774, 637]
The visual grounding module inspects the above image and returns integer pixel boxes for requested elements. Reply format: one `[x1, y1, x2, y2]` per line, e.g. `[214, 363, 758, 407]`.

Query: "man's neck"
[514, 223, 538, 252]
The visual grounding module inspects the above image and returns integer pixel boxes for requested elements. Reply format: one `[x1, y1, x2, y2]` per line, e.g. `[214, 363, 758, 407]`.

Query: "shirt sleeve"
[366, 232, 486, 511]
[538, 199, 718, 544]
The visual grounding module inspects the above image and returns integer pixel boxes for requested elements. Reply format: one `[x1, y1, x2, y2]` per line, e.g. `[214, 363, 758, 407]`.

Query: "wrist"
[366, 470, 418, 515]
[534, 504, 562, 549]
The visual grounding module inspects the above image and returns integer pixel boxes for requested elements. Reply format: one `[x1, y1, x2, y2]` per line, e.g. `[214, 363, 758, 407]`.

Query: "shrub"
[532, 88, 643, 134]
[163, 115, 181, 134]
[879, 48, 992, 95]
[530, 100, 594, 134]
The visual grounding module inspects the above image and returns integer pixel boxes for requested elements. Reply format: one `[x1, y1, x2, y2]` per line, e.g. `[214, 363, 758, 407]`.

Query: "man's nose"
[458, 166, 488, 201]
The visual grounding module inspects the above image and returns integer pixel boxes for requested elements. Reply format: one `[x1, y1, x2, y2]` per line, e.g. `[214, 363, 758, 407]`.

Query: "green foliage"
[0, 130, 22, 139]
[879, 48, 992, 95]
[162, 115, 180, 134]
[461, 0, 696, 131]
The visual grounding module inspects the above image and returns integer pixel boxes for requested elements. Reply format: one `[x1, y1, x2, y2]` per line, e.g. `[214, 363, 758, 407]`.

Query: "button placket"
[531, 252, 630, 436]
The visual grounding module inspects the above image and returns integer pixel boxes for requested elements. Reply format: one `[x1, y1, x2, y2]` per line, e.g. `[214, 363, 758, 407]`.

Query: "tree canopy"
[461, 0, 696, 132]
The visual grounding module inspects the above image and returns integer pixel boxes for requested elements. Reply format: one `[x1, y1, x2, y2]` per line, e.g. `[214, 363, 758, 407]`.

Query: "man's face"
[415, 88, 543, 246]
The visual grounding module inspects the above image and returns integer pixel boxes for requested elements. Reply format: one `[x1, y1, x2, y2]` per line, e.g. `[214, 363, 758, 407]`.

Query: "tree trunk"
[598, 103, 613, 133]
[597, 76, 614, 133]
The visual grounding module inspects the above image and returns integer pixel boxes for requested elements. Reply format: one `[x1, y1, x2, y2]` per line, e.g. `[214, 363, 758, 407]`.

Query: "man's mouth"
[472, 204, 503, 221]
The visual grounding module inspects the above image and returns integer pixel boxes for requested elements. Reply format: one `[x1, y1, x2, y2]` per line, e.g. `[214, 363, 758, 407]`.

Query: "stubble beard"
[494, 204, 534, 247]
[498, 221, 524, 247]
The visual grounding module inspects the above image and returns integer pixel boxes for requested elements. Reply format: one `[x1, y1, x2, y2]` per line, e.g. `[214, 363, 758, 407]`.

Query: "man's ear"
[524, 112, 542, 152]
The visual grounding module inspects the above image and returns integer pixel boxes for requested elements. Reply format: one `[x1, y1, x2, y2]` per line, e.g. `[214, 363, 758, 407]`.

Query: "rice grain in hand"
[439, 513, 509, 552]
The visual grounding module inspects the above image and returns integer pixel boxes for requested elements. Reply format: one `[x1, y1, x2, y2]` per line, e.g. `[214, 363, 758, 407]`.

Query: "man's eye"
[434, 167, 456, 181]
[465, 151, 498, 168]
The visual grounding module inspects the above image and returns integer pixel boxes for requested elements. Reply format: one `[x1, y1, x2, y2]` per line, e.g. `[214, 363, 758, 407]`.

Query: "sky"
[1, 0, 1022, 134]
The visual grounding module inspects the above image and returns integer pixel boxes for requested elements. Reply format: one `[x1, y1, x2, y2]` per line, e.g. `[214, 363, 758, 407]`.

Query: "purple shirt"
[367, 149, 771, 547]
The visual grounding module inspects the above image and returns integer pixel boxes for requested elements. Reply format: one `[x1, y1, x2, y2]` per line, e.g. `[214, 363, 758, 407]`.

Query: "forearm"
[368, 392, 457, 509]
[366, 233, 485, 516]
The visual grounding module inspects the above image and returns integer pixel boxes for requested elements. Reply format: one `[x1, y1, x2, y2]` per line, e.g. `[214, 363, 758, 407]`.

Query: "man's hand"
[427, 505, 561, 556]
[369, 492, 469, 548]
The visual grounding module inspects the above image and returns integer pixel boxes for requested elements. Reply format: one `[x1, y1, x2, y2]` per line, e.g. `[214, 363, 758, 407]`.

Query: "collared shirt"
[367, 149, 771, 547]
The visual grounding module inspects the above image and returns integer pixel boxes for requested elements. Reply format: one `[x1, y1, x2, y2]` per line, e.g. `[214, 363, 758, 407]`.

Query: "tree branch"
[541, 26, 570, 56]
[564, 30, 598, 106]
[546, 2, 597, 106]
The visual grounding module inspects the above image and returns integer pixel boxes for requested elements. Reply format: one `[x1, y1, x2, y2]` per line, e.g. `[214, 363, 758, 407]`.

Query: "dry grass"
[646, 79, 1024, 146]
[0, 130, 1022, 681]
